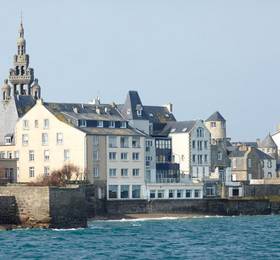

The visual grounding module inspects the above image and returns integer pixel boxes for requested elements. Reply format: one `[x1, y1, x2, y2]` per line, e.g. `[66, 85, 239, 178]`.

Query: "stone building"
[258, 134, 278, 160]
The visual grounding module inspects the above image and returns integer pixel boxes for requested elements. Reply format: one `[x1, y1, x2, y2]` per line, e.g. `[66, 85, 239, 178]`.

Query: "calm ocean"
[0, 215, 279, 259]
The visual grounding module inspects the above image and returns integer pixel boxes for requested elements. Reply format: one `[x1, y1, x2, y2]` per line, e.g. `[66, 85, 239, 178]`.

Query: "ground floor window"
[169, 190, 175, 198]
[186, 189, 192, 198]
[29, 167, 35, 178]
[150, 190, 156, 198]
[132, 185, 141, 199]
[232, 188, 239, 196]
[121, 185, 129, 199]
[158, 190, 165, 199]
[177, 189, 183, 198]
[194, 189, 201, 198]
[109, 185, 118, 199]
[206, 186, 215, 196]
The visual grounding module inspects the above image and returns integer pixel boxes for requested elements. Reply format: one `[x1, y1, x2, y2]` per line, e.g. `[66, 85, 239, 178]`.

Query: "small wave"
[52, 228, 85, 232]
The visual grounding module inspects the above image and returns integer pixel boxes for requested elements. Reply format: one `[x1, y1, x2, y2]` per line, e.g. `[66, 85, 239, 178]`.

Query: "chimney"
[165, 102, 173, 113]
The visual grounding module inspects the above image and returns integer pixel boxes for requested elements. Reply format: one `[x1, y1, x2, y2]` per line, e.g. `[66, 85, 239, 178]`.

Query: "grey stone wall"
[0, 185, 87, 228]
[104, 199, 273, 216]
[0, 196, 19, 224]
[244, 184, 280, 197]
[49, 187, 87, 228]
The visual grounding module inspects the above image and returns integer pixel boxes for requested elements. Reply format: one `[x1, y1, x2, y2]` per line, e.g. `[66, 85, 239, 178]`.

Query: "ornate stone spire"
[8, 19, 35, 96]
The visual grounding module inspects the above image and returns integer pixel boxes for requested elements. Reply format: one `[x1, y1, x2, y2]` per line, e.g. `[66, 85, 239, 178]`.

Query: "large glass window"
[132, 185, 141, 199]
[108, 136, 117, 148]
[109, 185, 118, 199]
[132, 136, 140, 148]
[120, 185, 129, 199]
[120, 137, 129, 148]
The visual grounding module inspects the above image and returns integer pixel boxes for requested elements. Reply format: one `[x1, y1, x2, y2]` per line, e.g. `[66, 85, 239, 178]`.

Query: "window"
[206, 187, 215, 196]
[194, 189, 201, 198]
[132, 137, 140, 148]
[177, 190, 183, 198]
[120, 122, 127, 128]
[210, 122, 216, 128]
[56, 133, 63, 145]
[34, 120, 39, 128]
[120, 137, 129, 148]
[29, 150, 34, 161]
[23, 120, 29, 129]
[0, 152, 5, 159]
[132, 152, 139, 160]
[7, 151, 12, 159]
[232, 188, 239, 196]
[150, 190, 156, 199]
[109, 136, 117, 148]
[204, 155, 208, 163]
[132, 169, 140, 177]
[192, 140, 196, 149]
[109, 185, 118, 199]
[109, 168, 117, 177]
[268, 172, 272, 178]
[218, 152, 222, 160]
[93, 167, 99, 177]
[121, 168, 128, 177]
[169, 190, 175, 198]
[157, 190, 164, 199]
[29, 167, 35, 178]
[196, 127, 204, 138]
[44, 150, 49, 161]
[64, 149, 70, 161]
[109, 121, 115, 128]
[93, 136, 99, 146]
[109, 152, 116, 160]
[93, 151, 99, 161]
[120, 185, 129, 199]
[42, 133, 48, 145]
[22, 134, 28, 145]
[248, 159, 252, 168]
[132, 185, 141, 199]
[192, 155, 196, 163]
[44, 166, 49, 176]
[97, 121, 103, 127]
[14, 151, 19, 159]
[43, 119, 49, 129]
[79, 120, 87, 127]
[204, 141, 208, 149]
[186, 190, 192, 198]
[121, 152, 128, 160]
[5, 136, 12, 145]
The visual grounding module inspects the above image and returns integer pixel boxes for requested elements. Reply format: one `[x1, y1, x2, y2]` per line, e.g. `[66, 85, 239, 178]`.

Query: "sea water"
[0, 215, 280, 259]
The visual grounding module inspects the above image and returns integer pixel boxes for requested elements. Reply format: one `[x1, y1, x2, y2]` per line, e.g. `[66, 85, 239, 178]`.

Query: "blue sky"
[0, 0, 280, 141]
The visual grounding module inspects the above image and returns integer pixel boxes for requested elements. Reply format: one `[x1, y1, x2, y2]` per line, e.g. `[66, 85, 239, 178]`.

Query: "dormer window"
[109, 121, 115, 128]
[136, 104, 143, 117]
[120, 122, 127, 128]
[5, 136, 12, 145]
[97, 121, 103, 128]
[170, 128, 176, 133]
[79, 120, 87, 127]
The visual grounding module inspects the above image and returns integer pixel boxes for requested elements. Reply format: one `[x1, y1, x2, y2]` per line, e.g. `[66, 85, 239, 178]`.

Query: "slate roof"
[14, 95, 36, 117]
[255, 149, 273, 160]
[259, 134, 277, 149]
[231, 142, 258, 148]
[44, 102, 144, 136]
[229, 149, 246, 158]
[205, 111, 225, 122]
[118, 91, 176, 123]
[159, 121, 197, 136]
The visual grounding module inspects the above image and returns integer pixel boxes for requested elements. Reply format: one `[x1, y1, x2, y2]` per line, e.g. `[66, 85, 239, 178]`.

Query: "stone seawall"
[0, 196, 19, 224]
[0, 185, 87, 229]
[104, 199, 274, 216]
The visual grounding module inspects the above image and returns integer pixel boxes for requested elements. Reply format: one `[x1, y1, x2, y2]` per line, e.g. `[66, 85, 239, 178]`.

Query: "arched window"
[15, 66, 19, 75]
[21, 66, 24, 75]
